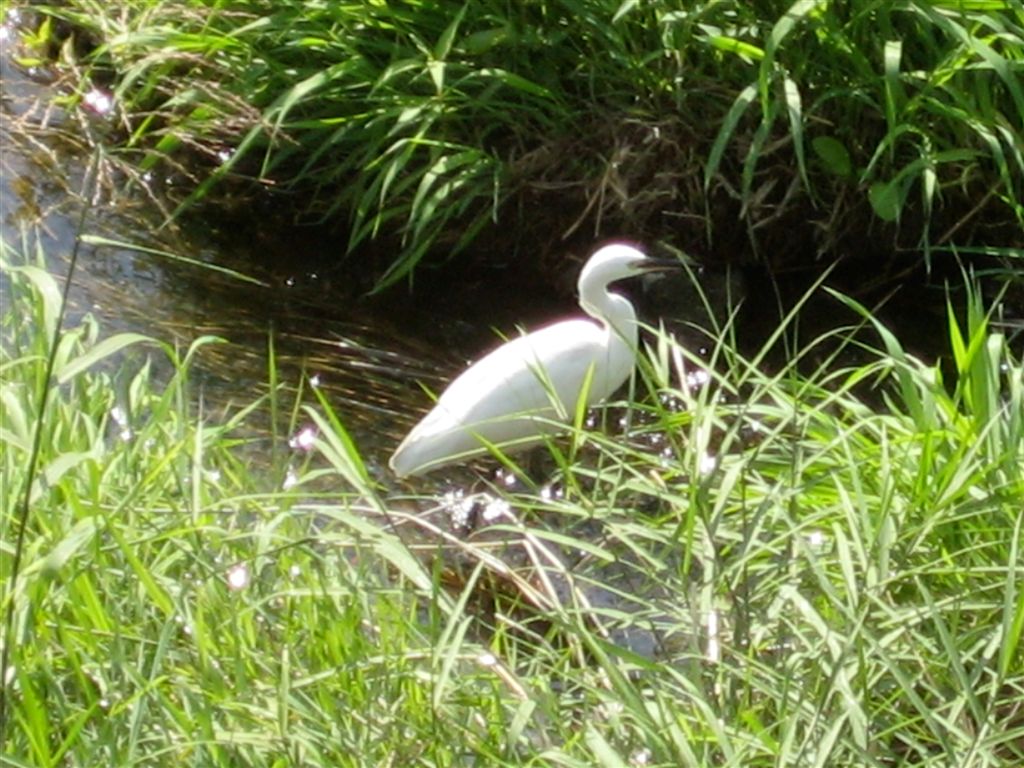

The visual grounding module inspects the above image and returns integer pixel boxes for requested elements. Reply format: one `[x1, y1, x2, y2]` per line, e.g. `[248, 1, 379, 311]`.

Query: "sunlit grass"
[4, 231, 1021, 765]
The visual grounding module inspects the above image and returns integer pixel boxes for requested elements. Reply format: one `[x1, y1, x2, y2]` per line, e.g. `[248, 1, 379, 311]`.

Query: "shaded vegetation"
[5, 0, 1023, 286]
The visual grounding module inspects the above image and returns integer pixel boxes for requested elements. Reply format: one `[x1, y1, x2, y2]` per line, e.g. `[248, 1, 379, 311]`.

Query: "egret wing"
[391, 320, 620, 475]
[435, 319, 608, 427]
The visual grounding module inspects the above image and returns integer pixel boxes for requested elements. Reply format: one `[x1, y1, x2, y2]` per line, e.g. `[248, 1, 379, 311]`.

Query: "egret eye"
[389, 243, 680, 478]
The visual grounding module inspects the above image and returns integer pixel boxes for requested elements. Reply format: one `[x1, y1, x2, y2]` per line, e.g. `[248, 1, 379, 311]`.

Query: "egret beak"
[640, 257, 683, 271]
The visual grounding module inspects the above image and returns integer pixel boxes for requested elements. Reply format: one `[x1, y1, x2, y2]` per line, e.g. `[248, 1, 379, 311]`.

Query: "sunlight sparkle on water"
[226, 563, 250, 591]
[806, 529, 829, 551]
[82, 88, 114, 116]
[481, 496, 511, 522]
[630, 748, 652, 766]
[109, 406, 133, 441]
[706, 609, 721, 663]
[1, 9, 18, 40]
[699, 452, 716, 475]
[441, 489, 475, 529]
[540, 484, 563, 501]
[289, 425, 317, 451]
[686, 368, 710, 391]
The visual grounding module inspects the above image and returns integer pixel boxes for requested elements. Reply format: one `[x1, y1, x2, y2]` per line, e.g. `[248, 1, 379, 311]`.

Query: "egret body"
[389, 243, 675, 477]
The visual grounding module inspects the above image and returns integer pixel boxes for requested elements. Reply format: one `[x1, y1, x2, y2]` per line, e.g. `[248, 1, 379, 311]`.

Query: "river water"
[1, 46, 624, 485]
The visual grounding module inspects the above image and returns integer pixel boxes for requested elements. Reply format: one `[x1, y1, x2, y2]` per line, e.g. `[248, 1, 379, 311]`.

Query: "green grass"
[3, 232, 1022, 765]
[7, 0, 1023, 284]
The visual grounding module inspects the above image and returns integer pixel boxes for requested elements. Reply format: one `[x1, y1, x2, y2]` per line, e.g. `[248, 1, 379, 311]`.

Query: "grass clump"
[0, 238, 518, 764]
[7, 0, 1023, 283]
[3, 228, 1022, 765]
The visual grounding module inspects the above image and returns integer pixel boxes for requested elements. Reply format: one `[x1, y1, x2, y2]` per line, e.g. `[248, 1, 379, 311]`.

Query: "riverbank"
[4, 1, 1022, 290]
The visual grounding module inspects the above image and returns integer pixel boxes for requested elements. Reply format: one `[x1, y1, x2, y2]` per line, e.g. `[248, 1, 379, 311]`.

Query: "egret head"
[577, 243, 680, 321]
[578, 243, 678, 293]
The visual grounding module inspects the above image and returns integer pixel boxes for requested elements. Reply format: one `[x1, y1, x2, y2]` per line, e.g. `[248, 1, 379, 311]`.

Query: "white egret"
[389, 243, 678, 477]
